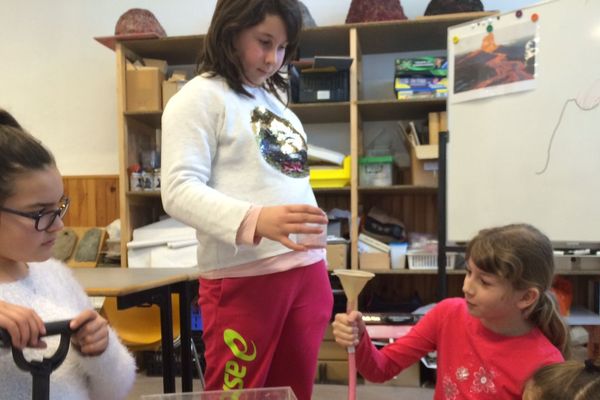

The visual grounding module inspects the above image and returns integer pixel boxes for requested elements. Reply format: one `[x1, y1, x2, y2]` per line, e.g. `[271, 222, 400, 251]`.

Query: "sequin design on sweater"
[251, 106, 309, 178]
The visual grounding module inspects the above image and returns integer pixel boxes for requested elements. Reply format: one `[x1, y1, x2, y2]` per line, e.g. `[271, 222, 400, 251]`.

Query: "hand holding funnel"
[333, 269, 374, 400]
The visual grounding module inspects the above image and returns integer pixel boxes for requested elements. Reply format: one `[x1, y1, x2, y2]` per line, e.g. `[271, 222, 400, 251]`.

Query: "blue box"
[394, 76, 448, 99]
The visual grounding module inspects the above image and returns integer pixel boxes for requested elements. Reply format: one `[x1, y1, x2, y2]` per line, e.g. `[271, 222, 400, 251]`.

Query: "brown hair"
[197, 0, 302, 101]
[0, 109, 55, 204]
[466, 224, 570, 358]
[527, 359, 600, 399]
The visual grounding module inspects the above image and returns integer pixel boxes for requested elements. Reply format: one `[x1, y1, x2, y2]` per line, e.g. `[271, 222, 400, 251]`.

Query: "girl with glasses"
[0, 109, 136, 399]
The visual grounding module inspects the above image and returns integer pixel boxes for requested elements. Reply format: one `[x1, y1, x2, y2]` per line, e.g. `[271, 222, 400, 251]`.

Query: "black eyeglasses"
[0, 197, 70, 231]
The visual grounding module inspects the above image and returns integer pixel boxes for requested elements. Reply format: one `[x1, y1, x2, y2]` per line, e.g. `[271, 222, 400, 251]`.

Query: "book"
[408, 121, 421, 145]
[358, 233, 390, 253]
[308, 144, 346, 165]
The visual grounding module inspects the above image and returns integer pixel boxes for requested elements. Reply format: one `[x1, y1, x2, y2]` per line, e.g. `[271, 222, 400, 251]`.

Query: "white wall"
[0, 0, 539, 175]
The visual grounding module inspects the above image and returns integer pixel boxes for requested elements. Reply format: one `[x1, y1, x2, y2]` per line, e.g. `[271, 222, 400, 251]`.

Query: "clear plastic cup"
[296, 223, 327, 248]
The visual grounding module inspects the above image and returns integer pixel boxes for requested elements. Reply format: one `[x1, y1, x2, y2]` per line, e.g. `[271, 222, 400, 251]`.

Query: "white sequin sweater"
[161, 75, 319, 272]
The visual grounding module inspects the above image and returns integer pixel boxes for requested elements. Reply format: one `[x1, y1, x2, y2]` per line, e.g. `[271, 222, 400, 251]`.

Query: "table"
[72, 267, 201, 393]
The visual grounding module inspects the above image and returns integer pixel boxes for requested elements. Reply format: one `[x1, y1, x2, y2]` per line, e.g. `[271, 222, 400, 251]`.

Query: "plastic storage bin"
[359, 155, 393, 187]
[141, 387, 297, 400]
[407, 251, 456, 270]
[309, 156, 351, 188]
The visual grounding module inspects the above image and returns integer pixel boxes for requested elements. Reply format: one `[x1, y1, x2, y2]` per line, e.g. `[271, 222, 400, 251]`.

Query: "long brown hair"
[0, 109, 55, 204]
[466, 224, 570, 358]
[527, 359, 600, 399]
[198, 0, 302, 101]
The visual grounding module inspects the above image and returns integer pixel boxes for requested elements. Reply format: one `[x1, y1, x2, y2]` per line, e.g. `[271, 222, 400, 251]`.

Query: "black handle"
[1, 319, 74, 400]
[42, 320, 73, 337]
[0, 319, 73, 348]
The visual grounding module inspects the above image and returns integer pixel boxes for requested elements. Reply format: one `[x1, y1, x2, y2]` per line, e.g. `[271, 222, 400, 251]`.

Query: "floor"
[127, 373, 435, 399]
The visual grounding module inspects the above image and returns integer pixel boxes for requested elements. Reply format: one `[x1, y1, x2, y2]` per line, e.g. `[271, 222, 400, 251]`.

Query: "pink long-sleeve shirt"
[356, 298, 563, 400]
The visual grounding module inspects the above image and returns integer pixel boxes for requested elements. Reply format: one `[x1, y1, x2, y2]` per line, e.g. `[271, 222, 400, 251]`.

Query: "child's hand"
[332, 311, 365, 348]
[256, 205, 328, 251]
[69, 309, 109, 356]
[0, 301, 46, 349]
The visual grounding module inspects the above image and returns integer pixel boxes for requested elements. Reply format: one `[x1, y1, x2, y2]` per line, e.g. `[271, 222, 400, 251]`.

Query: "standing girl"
[0, 109, 136, 399]
[161, 1, 332, 399]
[332, 224, 569, 399]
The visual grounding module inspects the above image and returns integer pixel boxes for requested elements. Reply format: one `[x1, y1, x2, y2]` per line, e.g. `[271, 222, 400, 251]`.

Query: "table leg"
[176, 281, 194, 392]
[158, 287, 176, 393]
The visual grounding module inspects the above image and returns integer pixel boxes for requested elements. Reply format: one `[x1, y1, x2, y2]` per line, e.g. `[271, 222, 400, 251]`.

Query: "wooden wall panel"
[62, 176, 119, 227]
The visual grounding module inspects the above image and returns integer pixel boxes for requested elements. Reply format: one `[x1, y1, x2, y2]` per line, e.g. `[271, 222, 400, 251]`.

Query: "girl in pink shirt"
[333, 224, 569, 400]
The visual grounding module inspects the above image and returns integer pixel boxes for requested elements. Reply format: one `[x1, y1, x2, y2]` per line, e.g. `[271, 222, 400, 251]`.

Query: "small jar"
[141, 170, 154, 191]
[130, 172, 143, 192]
[152, 168, 161, 191]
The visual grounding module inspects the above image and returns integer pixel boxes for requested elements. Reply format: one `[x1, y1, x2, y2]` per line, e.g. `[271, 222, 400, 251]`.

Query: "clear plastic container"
[407, 251, 457, 270]
[389, 242, 408, 270]
[358, 156, 393, 187]
[296, 223, 327, 248]
[141, 387, 297, 400]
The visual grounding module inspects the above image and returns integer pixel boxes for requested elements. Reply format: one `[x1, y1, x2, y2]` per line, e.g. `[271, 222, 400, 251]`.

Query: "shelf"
[354, 12, 496, 54]
[126, 191, 161, 198]
[555, 270, 600, 276]
[125, 111, 162, 127]
[313, 186, 351, 194]
[290, 102, 350, 123]
[298, 25, 351, 58]
[122, 24, 352, 65]
[359, 185, 437, 194]
[566, 306, 600, 326]
[121, 35, 203, 65]
[358, 98, 446, 121]
[365, 268, 465, 275]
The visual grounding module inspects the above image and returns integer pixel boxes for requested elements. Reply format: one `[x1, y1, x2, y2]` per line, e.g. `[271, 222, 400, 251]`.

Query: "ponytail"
[529, 291, 571, 359]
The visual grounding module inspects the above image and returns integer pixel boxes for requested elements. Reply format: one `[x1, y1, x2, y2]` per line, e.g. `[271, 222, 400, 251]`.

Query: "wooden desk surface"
[71, 267, 201, 296]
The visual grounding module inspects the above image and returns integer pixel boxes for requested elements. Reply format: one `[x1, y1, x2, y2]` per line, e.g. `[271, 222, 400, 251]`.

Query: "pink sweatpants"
[199, 260, 333, 400]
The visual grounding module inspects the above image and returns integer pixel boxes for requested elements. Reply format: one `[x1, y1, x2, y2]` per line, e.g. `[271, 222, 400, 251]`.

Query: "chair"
[100, 294, 181, 351]
[101, 294, 204, 388]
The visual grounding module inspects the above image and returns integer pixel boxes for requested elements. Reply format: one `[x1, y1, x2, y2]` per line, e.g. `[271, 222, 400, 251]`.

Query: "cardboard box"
[322, 325, 335, 341]
[315, 360, 349, 384]
[326, 243, 348, 270]
[395, 56, 447, 77]
[359, 252, 390, 271]
[162, 80, 187, 109]
[317, 340, 348, 360]
[394, 76, 448, 99]
[409, 143, 438, 187]
[126, 67, 165, 112]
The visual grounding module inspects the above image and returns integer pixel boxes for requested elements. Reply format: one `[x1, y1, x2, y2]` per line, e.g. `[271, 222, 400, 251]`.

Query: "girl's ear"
[518, 287, 540, 311]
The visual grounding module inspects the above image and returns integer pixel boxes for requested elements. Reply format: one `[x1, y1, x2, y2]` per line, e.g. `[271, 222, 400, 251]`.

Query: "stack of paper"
[308, 144, 346, 166]
[358, 233, 390, 253]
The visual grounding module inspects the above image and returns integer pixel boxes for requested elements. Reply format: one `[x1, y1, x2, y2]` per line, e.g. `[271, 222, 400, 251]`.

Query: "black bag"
[424, 0, 484, 16]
